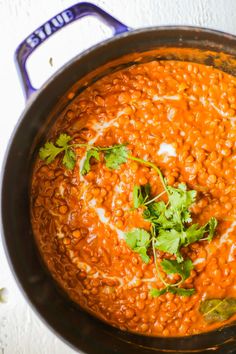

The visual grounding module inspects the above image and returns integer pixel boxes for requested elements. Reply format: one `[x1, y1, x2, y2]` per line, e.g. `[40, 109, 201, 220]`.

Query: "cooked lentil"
[31, 60, 236, 336]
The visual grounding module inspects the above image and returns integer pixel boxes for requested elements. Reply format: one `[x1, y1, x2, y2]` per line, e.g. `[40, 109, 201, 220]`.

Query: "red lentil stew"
[31, 60, 236, 337]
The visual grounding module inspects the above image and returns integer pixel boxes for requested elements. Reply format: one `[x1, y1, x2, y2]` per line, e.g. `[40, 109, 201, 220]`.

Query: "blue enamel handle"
[15, 2, 129, 100]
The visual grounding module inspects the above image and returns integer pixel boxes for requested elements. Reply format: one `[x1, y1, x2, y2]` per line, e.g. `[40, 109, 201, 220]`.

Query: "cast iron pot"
[2, 2, 236, 353]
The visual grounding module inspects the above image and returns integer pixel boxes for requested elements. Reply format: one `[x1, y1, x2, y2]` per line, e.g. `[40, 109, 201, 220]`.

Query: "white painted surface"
[1, 0, 236, 353]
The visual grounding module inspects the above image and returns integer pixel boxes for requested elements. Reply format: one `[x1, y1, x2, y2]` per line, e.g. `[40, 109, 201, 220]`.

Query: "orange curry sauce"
[31, 60, 236, 336]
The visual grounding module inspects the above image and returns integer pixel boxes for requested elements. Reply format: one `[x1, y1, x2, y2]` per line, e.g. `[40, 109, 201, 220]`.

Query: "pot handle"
[15, 2, 129, 100]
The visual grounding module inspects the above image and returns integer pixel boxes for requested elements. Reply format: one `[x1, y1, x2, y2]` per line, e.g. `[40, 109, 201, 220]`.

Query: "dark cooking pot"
[2, 2, 236, 353]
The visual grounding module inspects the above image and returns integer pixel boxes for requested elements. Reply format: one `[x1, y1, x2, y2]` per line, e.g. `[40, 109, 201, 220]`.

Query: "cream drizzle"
[94, 206, 125, 241]
[153, 94, 181, 101]
[199, 96, 236, 123]
[78, 116, 119, 182]
[158, 142, 177, 157]
[219, 221, 236, 244]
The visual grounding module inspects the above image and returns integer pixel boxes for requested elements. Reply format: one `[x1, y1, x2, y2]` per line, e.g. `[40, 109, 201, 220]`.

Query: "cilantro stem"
[128, 155, 169, 196]
[151, 226, 169, 288]
[71, 143, 126, 151]
[127, 155, 186, 290]
[145, 190, 166, 206]
[95, 144, 127, 151]
[70, 143, 97, 149]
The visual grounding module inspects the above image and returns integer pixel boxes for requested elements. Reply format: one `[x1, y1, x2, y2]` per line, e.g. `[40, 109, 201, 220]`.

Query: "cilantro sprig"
[128, 179, 217, 296]
[39, 134, 76, 170]
[142, 183, 217, 263]
[39, 134, 128, 173]
[39, 134, 218, 298]
[125, 228, 151, 263]
[81, 144, 128, 174]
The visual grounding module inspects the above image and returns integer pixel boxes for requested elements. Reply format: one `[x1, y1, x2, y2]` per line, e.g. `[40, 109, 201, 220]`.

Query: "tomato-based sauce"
[31, 60, 236, 336]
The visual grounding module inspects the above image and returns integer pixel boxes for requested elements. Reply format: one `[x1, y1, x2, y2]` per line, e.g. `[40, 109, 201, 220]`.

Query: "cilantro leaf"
[168, 183, 197, 213]
[150, 285, 195, 297]
[133, 184, 150, 208]
[150, 288, 168, 297]
[125, 230, 137, 249]
[144, 201, 175, 228]
[81, 149, 100, 175]
[168, 287, 195, 296]
[125, 228, 150, 248]
[161, 258, 193, 281]
[56, 133, 72, 147]
[205, 217, 218, 241]
[184, 224, 206, 245]
[185, 217, 218, 245]
[39, 142, 63, 164]
[133, 185, 142, 209]
[166, 184, 196, 225]
[134, 246, 150, 263]
[151, 201, 166, 215]
[63, 148, 76, 170]
[104, 145, 128, 169]
[125, 228, 151, 263]
[39, 133, 76, 169]
[155, 229, 182, 261]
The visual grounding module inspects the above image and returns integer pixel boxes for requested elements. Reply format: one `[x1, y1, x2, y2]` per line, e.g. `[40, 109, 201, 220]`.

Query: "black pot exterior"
[2, 27, 236, 354]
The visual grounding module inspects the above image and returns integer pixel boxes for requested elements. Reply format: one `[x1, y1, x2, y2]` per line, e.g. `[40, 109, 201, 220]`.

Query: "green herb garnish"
[149, 259, 195, 298]
[150, 287, 168, 297]
[133, 184, 151, 208]
[161, 258, 194, 282]
[39, 133, 76, 170]
[39, 134, 218, 298]
[81, 149, 100, 175]
[125, 228, 151, 264]
[39, 134, 128, 173]
[150, 287, 195, 297]
[104, 144, 128, 169]
[144, 186, 217, 262]
[81, 144, 128, 173]
[126, 164, 217, 296]
[126, 177, 217, 296]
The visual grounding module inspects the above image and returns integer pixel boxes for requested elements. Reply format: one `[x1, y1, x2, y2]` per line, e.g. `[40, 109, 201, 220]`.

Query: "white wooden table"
[1, 0, 236, 353]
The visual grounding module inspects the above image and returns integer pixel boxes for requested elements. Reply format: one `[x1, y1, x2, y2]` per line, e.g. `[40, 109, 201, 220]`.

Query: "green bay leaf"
[200, 298, 236, 323]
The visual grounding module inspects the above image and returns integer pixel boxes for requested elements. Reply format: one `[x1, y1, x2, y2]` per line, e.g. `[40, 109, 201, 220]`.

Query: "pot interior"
[3, 27, 236, 354]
